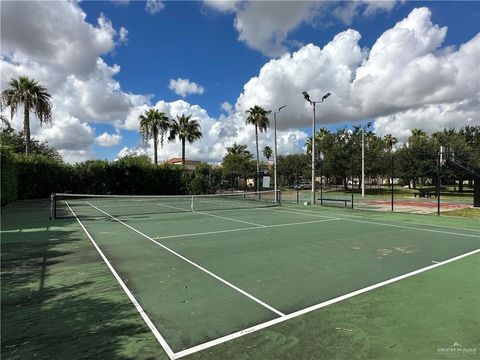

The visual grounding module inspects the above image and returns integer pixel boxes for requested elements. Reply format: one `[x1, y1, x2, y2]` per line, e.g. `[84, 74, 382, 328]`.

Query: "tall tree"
[246, 105, 270, 192]
[1, 127, 61, 161]
[306, 127, 331, 155]
[227, 142, 250, 155]
[383, 134, 398, 151]
[1, 76, 52, 154]
[139, 108, 170, 164]
[409, 128, 428, 145]
[263, 146, 272, 162]
[222, 152, 255, 189]
[0, 114, 10, 128]
[168, 114, 202, 165]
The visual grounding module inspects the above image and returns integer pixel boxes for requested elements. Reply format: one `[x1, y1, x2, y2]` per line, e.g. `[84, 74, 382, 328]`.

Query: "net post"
[320, 156, 323, 206]
[49, 193, 56, 220]
[190, 195, 194, 212]
[351, 158, 354, 209]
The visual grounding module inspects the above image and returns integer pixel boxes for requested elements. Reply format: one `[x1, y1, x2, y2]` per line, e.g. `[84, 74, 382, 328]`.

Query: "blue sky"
[82, 0, 479, 118]
[1, 1, 479, 163]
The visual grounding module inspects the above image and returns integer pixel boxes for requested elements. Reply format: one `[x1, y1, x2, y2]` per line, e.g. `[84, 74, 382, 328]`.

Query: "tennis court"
[49, 191, 480, 359]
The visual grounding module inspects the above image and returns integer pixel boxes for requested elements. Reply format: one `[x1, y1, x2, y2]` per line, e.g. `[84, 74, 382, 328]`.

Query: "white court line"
[174, 248, 480, 359]
[275, 208, 480, 239]
[195, 210, 266, 227]
[278, 206, 480, 233]
[86, 201, 285, 317]
[66, 203, 176, 360]
[153, 218, 340, 241]
[155, 202, 266, 228]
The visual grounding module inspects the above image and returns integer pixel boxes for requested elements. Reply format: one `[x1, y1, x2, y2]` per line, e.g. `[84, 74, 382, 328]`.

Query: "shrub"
[1, 148, 18, 205]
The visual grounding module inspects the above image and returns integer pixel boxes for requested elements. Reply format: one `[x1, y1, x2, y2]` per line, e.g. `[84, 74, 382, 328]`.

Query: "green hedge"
[1, 149, 18, 206]
[16, 154, 74, 200]
[1, 154, 221, 206]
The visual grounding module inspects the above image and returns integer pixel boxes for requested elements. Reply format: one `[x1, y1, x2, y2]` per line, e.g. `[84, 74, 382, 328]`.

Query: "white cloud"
[118, 99, 308, 163]
[119, 27, 128, 43]
[233, 1, 318, 57]
[145, 0, 165, 15]
[2, 3, 478, 165]
[1, 2, 117, 77]
[118, 146, 150, 159]
[95, 132, 122, 147]
[374, 99, 479, 142]
[204, 0, 400, 57]
[169, 78, 205, 97]
[221, 101, 233, 114]
[203, 0, 240, 13]
[333, 1, 399, 25]
[35, 114, 96, 163]
[235, 7, 480, 139]
[1, 1, 148, 162]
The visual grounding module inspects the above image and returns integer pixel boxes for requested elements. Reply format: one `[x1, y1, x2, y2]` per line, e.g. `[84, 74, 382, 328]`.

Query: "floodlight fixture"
[321, 92, 331, 102]
[278, 105, 287, 111]
[302, 91, 311, 104]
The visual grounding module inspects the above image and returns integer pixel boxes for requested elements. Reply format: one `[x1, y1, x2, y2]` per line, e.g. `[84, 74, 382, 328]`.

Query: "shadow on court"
[1, 200, 167, 360]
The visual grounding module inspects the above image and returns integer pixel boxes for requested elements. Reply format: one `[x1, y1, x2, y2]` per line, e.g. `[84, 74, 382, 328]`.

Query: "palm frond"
[246, 105, 270, 133]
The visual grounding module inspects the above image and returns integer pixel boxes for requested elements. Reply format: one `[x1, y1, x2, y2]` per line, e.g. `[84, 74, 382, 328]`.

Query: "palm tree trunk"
[182, 138, 186, 166]
[153, 130, 158, 165]
[255, 125, 259, 192]
[24, 100, 30, 155]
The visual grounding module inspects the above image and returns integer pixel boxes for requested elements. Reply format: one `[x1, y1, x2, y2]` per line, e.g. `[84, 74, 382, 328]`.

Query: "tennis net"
[50, 190, 281, 219]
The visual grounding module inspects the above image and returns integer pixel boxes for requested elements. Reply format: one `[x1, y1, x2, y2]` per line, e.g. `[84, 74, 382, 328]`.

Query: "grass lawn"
[443, 208, 480, 219]
[282, 186, 474, 205]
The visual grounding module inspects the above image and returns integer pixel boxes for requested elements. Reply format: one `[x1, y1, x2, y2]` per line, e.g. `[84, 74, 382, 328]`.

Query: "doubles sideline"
[65, 202, 176, 360]
[274, 208, 480, 239]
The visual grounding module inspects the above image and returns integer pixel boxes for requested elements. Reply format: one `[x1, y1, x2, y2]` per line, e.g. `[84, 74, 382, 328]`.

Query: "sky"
[1, 0, 479, 163]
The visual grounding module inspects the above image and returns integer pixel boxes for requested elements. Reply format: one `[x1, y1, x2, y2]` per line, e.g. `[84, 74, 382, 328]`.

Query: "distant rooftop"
[166, 158, 201, 165]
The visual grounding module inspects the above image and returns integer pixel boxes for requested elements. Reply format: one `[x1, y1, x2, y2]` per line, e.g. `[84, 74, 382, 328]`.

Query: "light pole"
[302, 91, 331, 205]
[361, 126, 365, 198]
[270, 105, 286, 202]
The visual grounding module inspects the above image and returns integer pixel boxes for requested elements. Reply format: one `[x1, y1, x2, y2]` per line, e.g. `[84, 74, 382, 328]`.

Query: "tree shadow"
[1, 200, 167, 359]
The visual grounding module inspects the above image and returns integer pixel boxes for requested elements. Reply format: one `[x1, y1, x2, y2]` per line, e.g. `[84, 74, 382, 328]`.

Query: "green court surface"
[2, 199, 479, 359]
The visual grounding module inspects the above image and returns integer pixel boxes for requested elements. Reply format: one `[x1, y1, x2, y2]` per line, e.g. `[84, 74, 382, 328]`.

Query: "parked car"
[293, 182, 312, 190]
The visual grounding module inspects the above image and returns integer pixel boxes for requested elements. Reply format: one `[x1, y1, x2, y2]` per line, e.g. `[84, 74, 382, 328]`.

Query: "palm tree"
[409, 128, 427, 145]
[263, 146, 272, 162]
[227, 142, 250, 155]
[246, 105, 270, 192]
[1, 76, 52, 154]
[168, 114, 202, 165]
[383, 134, 398, 151]
[139, 108, 170, 164]
[306, 127, 331, 154]
[0, 114, 10, 129]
